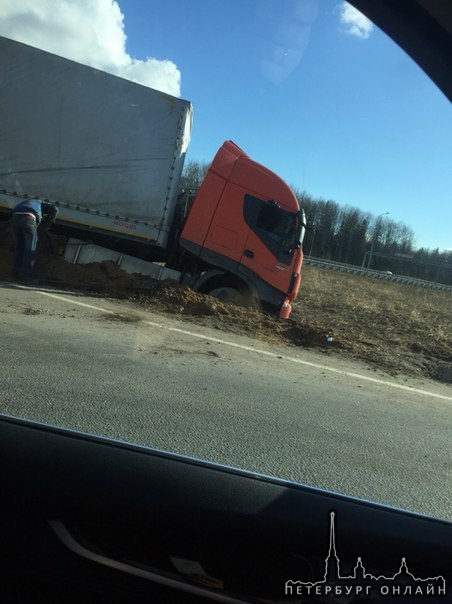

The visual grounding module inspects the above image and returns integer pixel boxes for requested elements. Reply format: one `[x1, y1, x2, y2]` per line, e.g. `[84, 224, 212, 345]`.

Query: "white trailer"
[0, 35, 192, 251]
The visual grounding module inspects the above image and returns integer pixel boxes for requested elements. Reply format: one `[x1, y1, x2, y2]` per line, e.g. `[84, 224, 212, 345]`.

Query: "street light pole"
[308, 220, 317, 257]
[366, 212, 390, 269]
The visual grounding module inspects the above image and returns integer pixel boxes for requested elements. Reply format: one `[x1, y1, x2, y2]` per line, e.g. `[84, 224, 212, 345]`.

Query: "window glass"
[0, 0, 450, 523]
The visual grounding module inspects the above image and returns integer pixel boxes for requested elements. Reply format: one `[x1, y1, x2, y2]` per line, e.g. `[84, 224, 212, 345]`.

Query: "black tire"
[208, 286, 243, 305]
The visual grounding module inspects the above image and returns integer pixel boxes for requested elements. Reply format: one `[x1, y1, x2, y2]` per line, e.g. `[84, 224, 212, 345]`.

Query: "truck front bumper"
[279, 297, 292, 319]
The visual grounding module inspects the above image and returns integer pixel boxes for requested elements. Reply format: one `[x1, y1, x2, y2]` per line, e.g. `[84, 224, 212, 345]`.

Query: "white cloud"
[338, 2, 374, 39]
[0, 0, 181, 96]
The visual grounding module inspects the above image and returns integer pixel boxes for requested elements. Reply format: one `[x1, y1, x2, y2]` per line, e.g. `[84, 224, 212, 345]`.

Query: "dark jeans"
[10, 214, 38, 279]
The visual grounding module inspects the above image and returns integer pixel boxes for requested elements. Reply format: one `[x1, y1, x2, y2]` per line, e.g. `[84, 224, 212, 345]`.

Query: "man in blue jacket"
[10, 197, 58, 283]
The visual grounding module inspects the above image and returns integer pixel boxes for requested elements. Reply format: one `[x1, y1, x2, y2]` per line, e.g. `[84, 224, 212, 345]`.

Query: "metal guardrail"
[303, 257, 452, 293]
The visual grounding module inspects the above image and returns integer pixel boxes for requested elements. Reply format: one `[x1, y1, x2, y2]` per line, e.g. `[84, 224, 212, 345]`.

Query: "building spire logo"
[285, 512, 447, 599]
[325, 511, 340, 582]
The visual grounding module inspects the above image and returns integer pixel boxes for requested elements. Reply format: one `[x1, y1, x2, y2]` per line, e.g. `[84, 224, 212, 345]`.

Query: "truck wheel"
[208, 287, 243, 305]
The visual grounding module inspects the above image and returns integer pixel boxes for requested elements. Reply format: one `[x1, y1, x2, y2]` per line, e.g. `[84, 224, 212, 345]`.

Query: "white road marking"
[36, 290, 452, 402]
[37, 292, 115, 313]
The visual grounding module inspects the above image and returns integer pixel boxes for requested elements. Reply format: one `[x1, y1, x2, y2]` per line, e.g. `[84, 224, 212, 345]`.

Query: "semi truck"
[0, 36, 305, 318]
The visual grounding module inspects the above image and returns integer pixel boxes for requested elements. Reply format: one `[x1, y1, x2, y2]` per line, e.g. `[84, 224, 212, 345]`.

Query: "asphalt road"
[1, 282, 451, 521]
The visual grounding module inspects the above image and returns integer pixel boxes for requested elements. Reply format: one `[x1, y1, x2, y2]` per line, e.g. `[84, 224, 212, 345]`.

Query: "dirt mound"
[1, 227, 451, 383]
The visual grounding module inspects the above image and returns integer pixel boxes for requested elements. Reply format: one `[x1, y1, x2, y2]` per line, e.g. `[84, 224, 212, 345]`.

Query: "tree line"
[181, 160, 451, 286]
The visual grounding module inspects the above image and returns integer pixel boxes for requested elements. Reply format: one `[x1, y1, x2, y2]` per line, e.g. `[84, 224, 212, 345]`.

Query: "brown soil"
[1, 228, 451, 383]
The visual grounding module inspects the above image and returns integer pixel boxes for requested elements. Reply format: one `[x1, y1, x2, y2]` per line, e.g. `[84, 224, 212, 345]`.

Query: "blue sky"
[120, 0, 451, 252]
[1, 0, 450, 251]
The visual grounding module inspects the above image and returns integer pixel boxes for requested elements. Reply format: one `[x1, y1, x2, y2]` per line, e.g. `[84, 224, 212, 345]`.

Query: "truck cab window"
[243, 194, 298, 264]
[256, 203, 287, 238]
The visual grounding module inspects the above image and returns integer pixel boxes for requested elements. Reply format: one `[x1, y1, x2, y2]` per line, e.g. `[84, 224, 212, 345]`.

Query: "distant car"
[383, 270, 393, 275]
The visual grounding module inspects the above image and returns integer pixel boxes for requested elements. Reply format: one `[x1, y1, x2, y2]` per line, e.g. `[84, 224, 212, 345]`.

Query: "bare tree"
[180, 160, 210, 192]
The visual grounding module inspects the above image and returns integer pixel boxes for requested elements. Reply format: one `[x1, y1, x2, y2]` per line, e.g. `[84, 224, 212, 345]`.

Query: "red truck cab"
[179, 141, 305, 318]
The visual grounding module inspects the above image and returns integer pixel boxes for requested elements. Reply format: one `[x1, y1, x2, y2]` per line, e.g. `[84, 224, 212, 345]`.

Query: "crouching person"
[10, 196, 58, 284]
